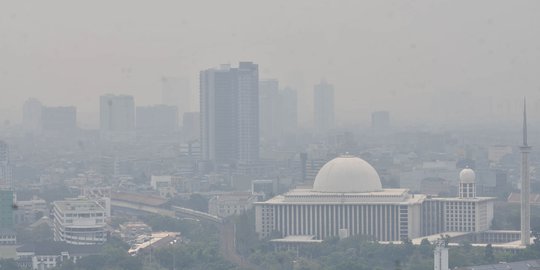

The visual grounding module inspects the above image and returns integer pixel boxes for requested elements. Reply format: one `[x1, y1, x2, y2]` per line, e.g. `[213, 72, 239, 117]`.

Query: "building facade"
[255, 156, 495, 242]
[313, 80, 335, 135]
[53, 200, 107, 245]
[99, 94, 135, 142]
[200, 62, 259, 164]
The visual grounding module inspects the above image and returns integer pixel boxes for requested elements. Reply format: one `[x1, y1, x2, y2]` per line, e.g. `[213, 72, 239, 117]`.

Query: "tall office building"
[200, 62, 259, 164]
[41, 106, 77, 130]
[135, 105, 178, 132]
[259, 79, 280, 141]
[0, 141, 12, 189]
[280, 87, 298, 137]
[99, 95, 135, 142]
[162, 77, 191, 120]
[313, 80, 335, 135]
[22, 98, 43, 132]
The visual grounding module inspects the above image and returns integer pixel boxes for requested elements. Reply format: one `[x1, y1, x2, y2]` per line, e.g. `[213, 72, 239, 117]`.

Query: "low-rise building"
[52, 199, 107, 245]
[17, 242, 101, 270]
[209, 192, 257, 218]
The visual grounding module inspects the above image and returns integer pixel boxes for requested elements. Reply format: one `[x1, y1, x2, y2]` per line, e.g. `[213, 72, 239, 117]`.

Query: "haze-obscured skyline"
[1, 0, 540, 128]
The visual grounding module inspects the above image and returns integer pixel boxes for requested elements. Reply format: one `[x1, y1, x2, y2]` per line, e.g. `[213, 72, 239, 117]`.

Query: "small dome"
[313, 155, 382, 193]
[459, 168, 476, 183]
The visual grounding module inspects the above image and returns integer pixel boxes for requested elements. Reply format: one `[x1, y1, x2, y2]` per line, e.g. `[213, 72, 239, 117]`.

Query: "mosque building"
[255, 155, 495, 242]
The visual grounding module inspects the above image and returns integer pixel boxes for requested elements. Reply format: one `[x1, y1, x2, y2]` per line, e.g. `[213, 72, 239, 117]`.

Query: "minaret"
[520, 98, 531, 246]
[459, 167, 476, 199]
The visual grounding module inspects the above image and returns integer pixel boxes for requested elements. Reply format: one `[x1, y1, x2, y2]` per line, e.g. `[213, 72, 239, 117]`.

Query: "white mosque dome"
[313, 155, 383, 193]
[459, 168, 476, 183]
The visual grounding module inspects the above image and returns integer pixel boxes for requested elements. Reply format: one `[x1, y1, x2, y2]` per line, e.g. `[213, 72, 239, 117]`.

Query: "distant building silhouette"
[371, 111, 390, 129]
[99, 94, 135, 142]
[182, 112, 200, 143]
[41, 106, 77, 130]
[313, 80, 335, 135]
[200, 62, 259, 164]
[22, 98, 43, 133]
[162, 76, 191, 121]
[136, 105, 178, 132]
[259, 79, 280, 141]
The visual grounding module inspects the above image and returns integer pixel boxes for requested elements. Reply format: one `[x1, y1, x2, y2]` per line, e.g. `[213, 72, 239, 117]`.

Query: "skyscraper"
[200, 62, 259, 164]
[520, 98, 531, 246]
[22, 98, 42, 133]
[99, 95, 135, 142]
[280, 87, 298, 137]
[259, 79, 280, 141]
[313, 80, 335, 135]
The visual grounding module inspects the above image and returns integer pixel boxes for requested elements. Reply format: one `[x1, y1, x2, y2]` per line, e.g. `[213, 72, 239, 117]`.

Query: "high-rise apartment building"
[99, 95, 135, 142]
[200, 62, 259, 164]
[259, 80, 298, 141]
[313, 80, 335, 135]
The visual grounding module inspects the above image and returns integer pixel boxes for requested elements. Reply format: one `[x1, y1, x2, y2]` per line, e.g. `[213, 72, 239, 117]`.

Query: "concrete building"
[255, 156, 495, 242]
[52, 199, 107, 245]
[280, 87, 298, 137]
[22, 98, 43, 133]
[0, 141, 12, 189]
[313, 80, 335, 135]
[150, 175, 180, 197]
[99, 94, 135, 142]
[434, 240, 449, 270]
[41, 106, 77, 130]
[208, 192, 257, 218]
[182, 112, 200, 143]
[200, 62, 259, 164]
[17, 242, 101, 270]
[421, 168, 495, 236]
[0, 189, 15, 245]
[259, 79, 280, 141]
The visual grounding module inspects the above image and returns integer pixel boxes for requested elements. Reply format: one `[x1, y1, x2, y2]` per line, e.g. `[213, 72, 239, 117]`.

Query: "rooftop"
[54, 200, 105, 212]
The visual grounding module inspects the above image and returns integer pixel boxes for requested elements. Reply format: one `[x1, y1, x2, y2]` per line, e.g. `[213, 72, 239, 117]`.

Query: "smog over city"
[0, 1, 540, 270]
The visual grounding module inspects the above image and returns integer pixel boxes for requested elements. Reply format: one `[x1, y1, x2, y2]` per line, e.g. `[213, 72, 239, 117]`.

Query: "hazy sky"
[1, 0, 540, 128]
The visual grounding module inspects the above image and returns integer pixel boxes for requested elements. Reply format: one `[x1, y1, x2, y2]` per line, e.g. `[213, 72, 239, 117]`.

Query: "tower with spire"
[520, 98, 531, 246]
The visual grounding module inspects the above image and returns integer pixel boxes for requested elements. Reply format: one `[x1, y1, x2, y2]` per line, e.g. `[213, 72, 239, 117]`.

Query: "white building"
[150, 175, 181, 197]
[421, 168, 495, 235]
[52, 200, 107, 245]
[255, 156, 495, 242]
[209, 192, 257, 218]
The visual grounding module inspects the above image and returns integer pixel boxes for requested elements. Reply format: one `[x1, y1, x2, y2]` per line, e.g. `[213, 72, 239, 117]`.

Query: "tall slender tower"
[520, 98, 531, 246]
